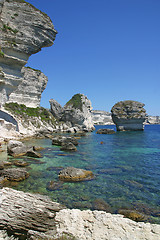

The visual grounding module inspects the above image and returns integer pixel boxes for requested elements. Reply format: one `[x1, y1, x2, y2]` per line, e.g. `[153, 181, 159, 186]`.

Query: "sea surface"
[2, 125, 160, 223]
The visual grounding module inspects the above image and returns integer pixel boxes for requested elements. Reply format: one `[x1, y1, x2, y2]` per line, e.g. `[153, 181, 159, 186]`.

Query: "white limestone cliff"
[8, 67, 48, 108]
[0, 0, 57, 105]
[91, 110, 114, 125]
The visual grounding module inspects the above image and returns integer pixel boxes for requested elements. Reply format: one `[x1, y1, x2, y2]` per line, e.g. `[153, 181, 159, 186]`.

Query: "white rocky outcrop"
[55, 209, 160, 240]
[0, 0, 57, 105]
[0, 188, 160, 240]
[91, 110, 114, 125]
[8, 67, 48, 108]
[50, 94, 95, 132]
[146, 116, 160, 125]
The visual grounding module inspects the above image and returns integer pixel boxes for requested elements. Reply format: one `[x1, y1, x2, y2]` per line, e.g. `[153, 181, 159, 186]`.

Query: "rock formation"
[96, 128, 116, 134]
[58, 167, 94, 182]
[49, 99, 63, 120]
[91, 110, 114, 125]
[0, 188, 160, 240]
[8, 67, 48, 108]
[111, 100, 147, 131]
[50, 94, 95, 132]
[0, 0, 57, 105]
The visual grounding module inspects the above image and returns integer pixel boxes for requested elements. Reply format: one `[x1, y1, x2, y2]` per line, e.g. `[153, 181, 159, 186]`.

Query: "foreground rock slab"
[55, 209, 160, 240]
[0, 188, 65, 239]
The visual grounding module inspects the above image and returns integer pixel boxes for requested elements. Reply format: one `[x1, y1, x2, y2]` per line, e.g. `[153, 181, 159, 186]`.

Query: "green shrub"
[4, 102, 57, 125]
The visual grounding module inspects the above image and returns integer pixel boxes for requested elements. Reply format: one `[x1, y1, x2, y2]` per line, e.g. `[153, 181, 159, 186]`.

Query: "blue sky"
[26, 0, 160, 115]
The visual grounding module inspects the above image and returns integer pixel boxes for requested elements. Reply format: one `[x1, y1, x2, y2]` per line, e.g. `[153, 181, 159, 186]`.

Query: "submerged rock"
[111, 100, 147, 131]
[96, 128, 116, 134]
[13, 160, 29, 167]
[118, 209, 148, 222]
[59, 167, 94, 182]
[92, 198, 112, 212]
[46, 180, 63, 191]
[0, 168, 29, 181]
[60, 142, 77, 152]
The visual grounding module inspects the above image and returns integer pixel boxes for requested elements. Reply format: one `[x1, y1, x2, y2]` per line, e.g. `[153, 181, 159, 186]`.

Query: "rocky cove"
[0, 0, 160, 239]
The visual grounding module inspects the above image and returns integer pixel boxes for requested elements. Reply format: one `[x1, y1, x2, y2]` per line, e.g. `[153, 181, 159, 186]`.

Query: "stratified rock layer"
[0, 187, 64, 238]
[0, 0, 57, 105]
[8, 67, 48, 108]
[111, 100, 147, 131]
[0, 188, 160, 240]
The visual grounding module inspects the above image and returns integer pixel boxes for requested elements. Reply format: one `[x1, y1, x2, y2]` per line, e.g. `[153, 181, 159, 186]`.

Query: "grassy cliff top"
[65, 94, 83, 111]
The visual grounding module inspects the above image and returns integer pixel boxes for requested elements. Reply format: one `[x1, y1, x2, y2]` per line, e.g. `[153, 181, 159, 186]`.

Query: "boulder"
[96, 129, 116, 134]
[52, 135, 78, 146]
[59, 167, 94, 182]
[26, 150, 42, 158]
[13, 160, 29, 167]
[0, 168, 29, 181]
[111, 100, 147, 131]
[7, 140, 29, 157]
[60, 142, 77, 152]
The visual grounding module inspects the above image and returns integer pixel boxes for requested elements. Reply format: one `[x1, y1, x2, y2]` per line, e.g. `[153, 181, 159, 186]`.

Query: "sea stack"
[111, 100, 147, 131]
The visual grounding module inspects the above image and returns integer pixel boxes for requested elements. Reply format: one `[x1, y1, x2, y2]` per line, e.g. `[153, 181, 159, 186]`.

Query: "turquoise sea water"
[4, 125, 160, 223]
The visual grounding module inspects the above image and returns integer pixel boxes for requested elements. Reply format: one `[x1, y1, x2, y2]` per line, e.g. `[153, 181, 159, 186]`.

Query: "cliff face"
[0, 0, 57, 105]
[91, 110, 114, 125]
[111, 100, 147, 131]
[8, 67, 48, 108]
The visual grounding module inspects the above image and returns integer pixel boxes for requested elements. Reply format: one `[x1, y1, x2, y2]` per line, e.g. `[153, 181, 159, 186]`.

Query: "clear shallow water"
[3, 125, 160, 223]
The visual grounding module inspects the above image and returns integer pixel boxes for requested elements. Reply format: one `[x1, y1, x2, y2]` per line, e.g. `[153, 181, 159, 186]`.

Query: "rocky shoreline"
[0, 137, 160, 239]
[0, 187, 160, 240]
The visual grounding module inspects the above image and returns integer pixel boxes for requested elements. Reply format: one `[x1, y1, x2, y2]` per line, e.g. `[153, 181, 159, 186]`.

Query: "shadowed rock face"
[0, 0, 57, 105]
[111, 100, 147, 131]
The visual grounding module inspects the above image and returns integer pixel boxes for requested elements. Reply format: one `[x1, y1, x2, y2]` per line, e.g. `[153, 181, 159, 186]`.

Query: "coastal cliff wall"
[0, 0, 57, 105]
[8, 67, 48, 108]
